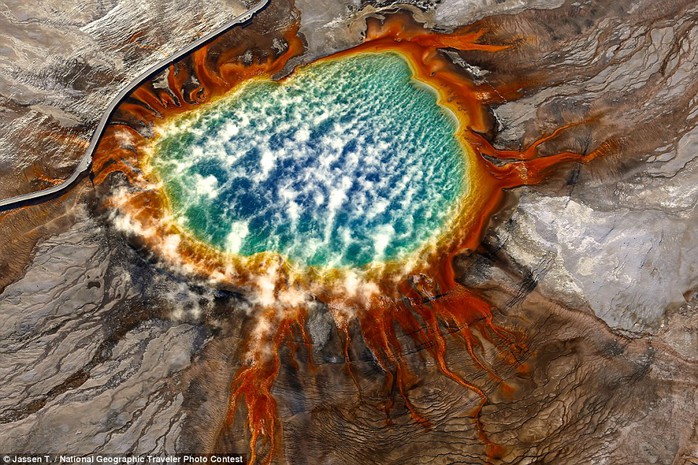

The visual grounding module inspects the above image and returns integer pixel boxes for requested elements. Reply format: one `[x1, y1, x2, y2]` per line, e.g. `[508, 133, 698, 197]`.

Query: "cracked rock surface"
[0, 214, 214, 453]
[0, 0, 246, 198]
[1, 0, 696, 463]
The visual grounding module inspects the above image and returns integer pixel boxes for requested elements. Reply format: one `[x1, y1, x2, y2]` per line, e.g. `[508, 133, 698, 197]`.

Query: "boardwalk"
[0, 0, 269, 211]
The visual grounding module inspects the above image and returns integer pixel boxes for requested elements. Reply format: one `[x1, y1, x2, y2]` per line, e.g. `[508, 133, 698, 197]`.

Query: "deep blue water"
[151, 52, 467, 268]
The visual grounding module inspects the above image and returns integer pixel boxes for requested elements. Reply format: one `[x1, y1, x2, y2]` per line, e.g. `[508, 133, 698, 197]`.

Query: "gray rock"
[0, 0, 246, 197]
[1, 0, 696, 463]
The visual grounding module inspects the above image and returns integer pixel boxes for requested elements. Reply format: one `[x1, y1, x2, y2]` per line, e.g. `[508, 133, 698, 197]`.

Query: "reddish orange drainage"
[92, 12, 608, 464]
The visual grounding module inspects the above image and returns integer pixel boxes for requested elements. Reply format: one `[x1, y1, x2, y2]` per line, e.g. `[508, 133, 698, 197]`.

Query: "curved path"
[0, 0, 269, 211]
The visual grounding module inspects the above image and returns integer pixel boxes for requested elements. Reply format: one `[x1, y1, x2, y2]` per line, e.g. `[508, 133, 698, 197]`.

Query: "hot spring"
[149, 51, 468, 269]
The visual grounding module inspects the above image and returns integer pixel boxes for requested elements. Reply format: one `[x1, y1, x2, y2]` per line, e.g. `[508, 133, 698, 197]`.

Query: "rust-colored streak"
[91, 11, 605, 464]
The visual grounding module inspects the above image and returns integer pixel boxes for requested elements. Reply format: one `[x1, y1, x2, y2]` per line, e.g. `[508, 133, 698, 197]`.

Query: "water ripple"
[151, 52, 467, 268]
